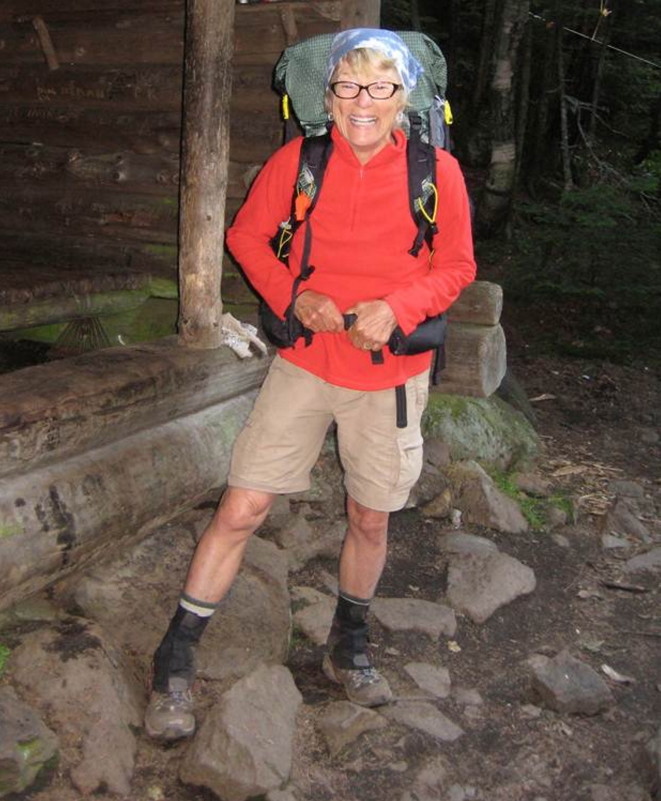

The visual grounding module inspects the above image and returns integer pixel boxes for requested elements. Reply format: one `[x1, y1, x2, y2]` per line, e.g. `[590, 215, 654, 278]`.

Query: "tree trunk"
[527, 18, 557, 190]
[177, 0, 235, 349]
[472, 0, 499, 110]
[514, 19, 532, 190]
[588, 9, 612, 142]
[475, 0, 530, 237]
[557, 25, 574, 192]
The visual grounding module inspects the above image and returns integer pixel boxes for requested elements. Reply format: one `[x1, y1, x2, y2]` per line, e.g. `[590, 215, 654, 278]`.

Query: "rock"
[438, 532, 498, 555]
[420, 488, 453, 519]
[453, 686, 483, 706]
[552, 533, 571, 549]
[267, 494, 293, 527]
[404, 662, 451, 698]
[609, 480, 646, 500]
[293, 595, 335, 646]
[65, 527, 291, 682]
[399, 756, 448, 801]
[446, 550, 536, 624]
[422, 393, 540, 471]
[371, 598, 457, 640]
[446, 461, 529, 534]
[0, 686, 58, 797]
[180, 664, 302, 801]
[423, 438, 452, 468]
[316, 701, 387, 756]
[601, 532, 632, 549]
[290, 446, 345, 516]
[528, 650, 614, 715]
[513, 471, 552, 497]
[545, 503, 570, 529]
[625, 547, 661, 573]
[291, 586, 330, 606]
[383, 702, 464, 742]
[273, 516, 343, 571]
[266, 789, 299, 801]
[601, 498, 651, 543]
[644, 725, 661, 796]
[8, 618, 143, 796]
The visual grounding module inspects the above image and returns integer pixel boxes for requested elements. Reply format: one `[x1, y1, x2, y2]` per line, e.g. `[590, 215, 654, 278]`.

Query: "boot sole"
[145, 721, 195, 741]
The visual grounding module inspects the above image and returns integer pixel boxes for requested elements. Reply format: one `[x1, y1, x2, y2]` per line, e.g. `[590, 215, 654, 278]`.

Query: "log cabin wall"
[0, 0, 380, 322]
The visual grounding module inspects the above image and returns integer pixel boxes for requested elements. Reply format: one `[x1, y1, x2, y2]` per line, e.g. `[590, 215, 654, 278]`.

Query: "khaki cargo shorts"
[228, 355, 429, 512]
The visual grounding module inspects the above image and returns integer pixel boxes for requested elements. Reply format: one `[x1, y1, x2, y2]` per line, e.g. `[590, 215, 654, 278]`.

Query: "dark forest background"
[381, 0, 661, 366]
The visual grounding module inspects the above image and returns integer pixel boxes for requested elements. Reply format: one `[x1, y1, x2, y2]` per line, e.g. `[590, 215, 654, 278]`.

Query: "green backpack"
[273, 31, 453, 147]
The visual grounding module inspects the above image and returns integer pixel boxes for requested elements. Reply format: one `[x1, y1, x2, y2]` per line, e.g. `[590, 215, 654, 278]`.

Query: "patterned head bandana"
[327, 28, 424, 93]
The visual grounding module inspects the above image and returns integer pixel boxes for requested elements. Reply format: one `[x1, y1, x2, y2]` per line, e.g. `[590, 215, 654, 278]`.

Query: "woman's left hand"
[345, 300, 398, 351]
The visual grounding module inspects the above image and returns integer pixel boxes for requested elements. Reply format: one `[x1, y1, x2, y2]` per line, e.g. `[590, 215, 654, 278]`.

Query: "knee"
[347, 498, 389, 547]
[213, 488, 274, 538]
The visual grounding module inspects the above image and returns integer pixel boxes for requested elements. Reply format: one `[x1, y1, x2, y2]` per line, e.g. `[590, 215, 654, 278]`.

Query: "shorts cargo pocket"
[391, 371, 429, 494]
[393, 428, 424, 493]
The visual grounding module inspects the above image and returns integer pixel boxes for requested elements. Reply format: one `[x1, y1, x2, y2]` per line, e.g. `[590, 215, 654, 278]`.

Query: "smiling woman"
[327, 55, 406, 164]
[144, 27, 476, 742]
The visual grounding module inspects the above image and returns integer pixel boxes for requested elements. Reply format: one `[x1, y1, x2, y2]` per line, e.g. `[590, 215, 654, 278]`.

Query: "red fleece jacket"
[226, 126, 476, 391]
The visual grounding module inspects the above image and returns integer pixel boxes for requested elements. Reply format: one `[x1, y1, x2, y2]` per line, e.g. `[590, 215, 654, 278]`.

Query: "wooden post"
[178, 0, 235, 349]
[340, 0, 381, 29]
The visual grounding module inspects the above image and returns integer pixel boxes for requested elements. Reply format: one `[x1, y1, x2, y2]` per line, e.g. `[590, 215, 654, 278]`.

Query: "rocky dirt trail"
[1, 352, 659, 801]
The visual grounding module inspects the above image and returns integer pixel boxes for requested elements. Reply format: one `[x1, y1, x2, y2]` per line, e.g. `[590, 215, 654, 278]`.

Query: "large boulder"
[7, 618, 143, 796]
[63, 523, 291, 682]
[422, 393, 540, 470]
[0, 686, 58, 798]
[180, 664, 303, 801]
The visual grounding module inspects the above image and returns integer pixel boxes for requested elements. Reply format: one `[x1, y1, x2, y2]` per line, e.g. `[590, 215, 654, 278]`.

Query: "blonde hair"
[325, 47, 409, 120]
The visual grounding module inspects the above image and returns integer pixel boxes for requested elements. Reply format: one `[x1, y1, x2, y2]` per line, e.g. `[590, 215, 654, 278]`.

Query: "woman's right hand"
[294, 290, 345, 333]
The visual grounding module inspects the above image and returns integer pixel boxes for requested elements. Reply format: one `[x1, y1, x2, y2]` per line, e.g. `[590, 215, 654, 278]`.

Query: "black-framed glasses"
[329, 81, 402, 100]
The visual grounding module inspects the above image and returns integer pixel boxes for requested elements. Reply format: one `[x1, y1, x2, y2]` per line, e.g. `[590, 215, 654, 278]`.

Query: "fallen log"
[0, 337, 270, 479]
[0, 392, 257, 610]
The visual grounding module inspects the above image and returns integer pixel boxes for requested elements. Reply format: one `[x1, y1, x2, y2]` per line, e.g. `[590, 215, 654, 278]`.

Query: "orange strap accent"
[294, 192, 312, 222]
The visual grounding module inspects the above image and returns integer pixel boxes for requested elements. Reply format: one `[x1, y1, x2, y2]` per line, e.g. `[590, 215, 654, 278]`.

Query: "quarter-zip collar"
[330, 125, 407, 169]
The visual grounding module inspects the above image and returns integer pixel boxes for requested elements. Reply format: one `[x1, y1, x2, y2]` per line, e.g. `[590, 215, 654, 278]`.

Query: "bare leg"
[338, 496, 389, 598]
[184, 486, 275, 604]
[324, 496, 392, 706]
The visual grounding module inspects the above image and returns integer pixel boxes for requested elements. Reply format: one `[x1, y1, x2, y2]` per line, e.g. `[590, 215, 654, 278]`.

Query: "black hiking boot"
[144, 607, 209, 741]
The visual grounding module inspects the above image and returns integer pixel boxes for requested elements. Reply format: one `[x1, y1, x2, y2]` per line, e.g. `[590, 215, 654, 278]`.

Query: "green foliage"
[493, 178, 661, 363]
[0, 642, 10, 676]
[486, 469, 546, 530]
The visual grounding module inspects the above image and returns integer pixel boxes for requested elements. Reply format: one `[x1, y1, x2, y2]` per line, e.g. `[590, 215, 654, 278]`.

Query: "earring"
[328, 112, 334, 121]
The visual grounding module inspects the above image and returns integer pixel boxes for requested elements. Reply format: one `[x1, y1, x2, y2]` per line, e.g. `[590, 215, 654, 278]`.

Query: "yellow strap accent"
[444, 99, 454, 126]
[416, 182, 439, 225]
[282, 94, 290, 121]
[276, 226, 292, 260]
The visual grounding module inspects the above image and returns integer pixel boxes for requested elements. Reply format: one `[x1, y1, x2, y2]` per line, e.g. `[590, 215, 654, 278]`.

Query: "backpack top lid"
[273, 30, 449, 143]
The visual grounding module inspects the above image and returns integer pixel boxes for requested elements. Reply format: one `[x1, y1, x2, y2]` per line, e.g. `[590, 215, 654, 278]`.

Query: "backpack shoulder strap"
[406, 111, 439, 257]
[292, 131, 333, 223]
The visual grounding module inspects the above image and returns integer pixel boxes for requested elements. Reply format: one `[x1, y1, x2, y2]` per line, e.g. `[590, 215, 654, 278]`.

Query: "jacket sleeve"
[383, 149, 476, 335]
[225, 139, 302, 319]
